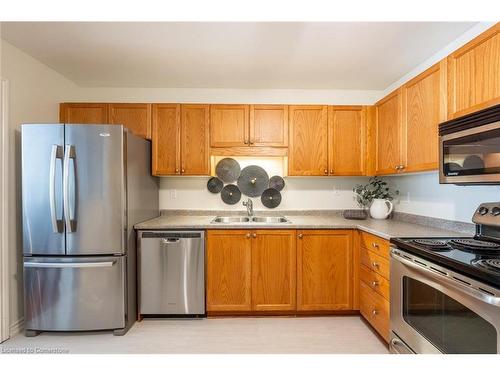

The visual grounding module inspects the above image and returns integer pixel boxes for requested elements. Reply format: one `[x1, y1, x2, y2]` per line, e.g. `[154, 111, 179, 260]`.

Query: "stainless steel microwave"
[439, 104, 500, 184]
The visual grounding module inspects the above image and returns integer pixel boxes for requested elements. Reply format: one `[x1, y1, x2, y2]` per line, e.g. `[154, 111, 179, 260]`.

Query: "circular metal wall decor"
[237, 165, 269, 198]
[220, 184, 241, 205]
[261, 188, 282, 209]
[269, 175, 285, 191]
[207, 177, 224, 194]
[216, 158, 241, 183]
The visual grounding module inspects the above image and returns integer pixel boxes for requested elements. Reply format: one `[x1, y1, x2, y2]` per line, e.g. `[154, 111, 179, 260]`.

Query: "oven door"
[391, 250, 500, 354]
[440, 120, 500, 184]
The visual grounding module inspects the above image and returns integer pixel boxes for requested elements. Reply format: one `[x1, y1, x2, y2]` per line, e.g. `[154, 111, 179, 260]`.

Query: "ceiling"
[1, 22, 476, 89]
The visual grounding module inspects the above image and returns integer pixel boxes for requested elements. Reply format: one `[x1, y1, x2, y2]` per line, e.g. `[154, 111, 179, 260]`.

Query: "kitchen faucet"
[243, 198, 253, 217]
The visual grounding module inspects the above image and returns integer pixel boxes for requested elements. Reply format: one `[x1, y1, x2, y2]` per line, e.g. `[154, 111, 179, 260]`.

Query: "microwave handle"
[391, 251, 500, 307]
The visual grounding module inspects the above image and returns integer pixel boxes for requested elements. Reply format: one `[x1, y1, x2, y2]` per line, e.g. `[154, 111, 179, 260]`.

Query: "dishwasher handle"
[161, 238, 181, 244]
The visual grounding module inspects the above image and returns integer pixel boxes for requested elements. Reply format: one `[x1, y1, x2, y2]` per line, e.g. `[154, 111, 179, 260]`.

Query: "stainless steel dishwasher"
[138, 231, 205, 316]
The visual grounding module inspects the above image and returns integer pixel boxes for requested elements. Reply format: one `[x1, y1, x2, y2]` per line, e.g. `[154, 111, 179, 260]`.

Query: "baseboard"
[9, 317, 24, 337]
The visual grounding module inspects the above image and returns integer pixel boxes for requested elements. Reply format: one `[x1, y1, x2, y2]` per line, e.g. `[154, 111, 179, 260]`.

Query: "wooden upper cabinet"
[402, 61, 447, 173]
[151, 104, 180, 176]
[60, 103, 109, 124]
[297, 230, 353, 311]
[210, 105, 249, 147]
[180, 104, 210, 175]
[447, 24, 500, 119]
[328, 106, 366, 176]
[375, 89, 403, 175]
[251, 230, 296, 311]
[288, 105, 329, 176]
[108, 103, 152, 139]
[249, 105, 288, 147]
[206, 230, 252, 312]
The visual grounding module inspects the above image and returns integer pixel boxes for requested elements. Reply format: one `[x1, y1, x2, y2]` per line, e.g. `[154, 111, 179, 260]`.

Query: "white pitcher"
[369, 198, 394, 219]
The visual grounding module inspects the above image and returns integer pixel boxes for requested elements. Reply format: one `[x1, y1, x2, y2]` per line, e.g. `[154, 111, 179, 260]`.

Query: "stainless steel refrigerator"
[21, 124, 159, 336]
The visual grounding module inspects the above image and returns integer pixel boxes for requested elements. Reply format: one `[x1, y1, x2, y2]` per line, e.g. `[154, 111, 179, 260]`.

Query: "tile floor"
[0, 316, 389, 354]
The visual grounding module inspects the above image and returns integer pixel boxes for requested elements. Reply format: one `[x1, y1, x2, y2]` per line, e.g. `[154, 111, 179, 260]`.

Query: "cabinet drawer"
[359, 264, 390, 300]
[360, 247, 390, 280]
[360, 231, 390, 259]
[360, 281, 390, 342]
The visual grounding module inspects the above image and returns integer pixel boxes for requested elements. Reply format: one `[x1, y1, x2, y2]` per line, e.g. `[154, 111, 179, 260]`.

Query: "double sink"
[211, 216, 291, 224]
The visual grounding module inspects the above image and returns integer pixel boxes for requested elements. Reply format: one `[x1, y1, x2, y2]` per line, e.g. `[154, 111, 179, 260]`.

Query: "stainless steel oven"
[440, 104, 500, 184]
[390, 248, 500, 354]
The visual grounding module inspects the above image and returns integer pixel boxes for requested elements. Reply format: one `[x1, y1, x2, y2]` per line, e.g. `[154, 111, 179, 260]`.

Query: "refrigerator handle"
[63, 144, 77, 233]
[24, 261, 116, 268]
[49, 145, 64, 233]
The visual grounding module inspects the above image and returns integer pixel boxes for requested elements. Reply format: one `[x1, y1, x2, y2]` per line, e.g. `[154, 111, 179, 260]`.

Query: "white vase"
[369, 198, 394, 219]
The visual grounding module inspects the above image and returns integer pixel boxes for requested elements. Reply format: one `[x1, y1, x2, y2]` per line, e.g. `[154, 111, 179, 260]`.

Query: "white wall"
[387, 172, 500, 223]
[0, 40, 80, 330]
[76, 87, 382, 105]
[160, 176, 368, 211]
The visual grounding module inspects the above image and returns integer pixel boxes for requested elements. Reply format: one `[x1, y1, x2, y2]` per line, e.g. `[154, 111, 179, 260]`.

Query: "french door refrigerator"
[21, 124, 158, 336]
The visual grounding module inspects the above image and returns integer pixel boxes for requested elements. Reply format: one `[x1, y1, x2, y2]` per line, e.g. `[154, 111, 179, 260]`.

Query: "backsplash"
[159, 176, 369, 211]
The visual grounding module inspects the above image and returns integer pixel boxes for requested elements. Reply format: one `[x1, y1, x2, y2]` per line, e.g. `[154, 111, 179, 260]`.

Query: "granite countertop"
[134, 211, 471, 240]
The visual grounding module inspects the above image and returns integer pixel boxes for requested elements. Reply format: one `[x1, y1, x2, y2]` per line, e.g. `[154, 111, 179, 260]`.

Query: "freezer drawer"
[24, 256, 126, 331]
[139, 231, 205, 315]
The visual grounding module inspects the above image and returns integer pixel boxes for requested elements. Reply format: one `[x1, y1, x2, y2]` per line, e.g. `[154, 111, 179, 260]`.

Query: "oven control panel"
[472, 202, 500, 226]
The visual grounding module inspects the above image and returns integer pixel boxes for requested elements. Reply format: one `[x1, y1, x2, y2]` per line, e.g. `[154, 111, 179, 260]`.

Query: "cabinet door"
[206, 230, 252, 312]
[297, 230, 353, 311]
[288, 105, 328, 176]
[328, 106, 366, 176]
[447, 24, 500, 119]
[249, 105, 288, 147]
[210, 105, 249, 147]
[109, 103, 152, 139]
[251, 230, 296, 311]
[375, 90, 402, 175]
[402, 61, 446, 173]
[151, 104, 180, 176]
[60, 103, 109, 124]
[181, 104, 210, 175]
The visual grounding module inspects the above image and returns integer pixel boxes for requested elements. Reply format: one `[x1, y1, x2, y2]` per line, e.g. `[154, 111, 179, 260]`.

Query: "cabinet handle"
[252, 233, 257, 238]
[175, 168, 179, 173]
[395, 165, 400, 170]
[372, 262, 379, 268]
[372, 242, 379, 248]
[330, 169, 334, 174]
[324, 169, 328, 175]
[244, 140, 248, 144]
[246, 233, 251, 239]
[372, 309, 378, 316]
[298, 234, 303, 239]
[181, 168, 185, 173]
[372, 281, 379, 287]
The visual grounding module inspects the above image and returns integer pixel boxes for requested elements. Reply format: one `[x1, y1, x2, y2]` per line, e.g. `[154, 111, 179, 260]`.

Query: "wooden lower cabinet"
[251, 230, 296, 311]
[296, 230, 353, 311]
[360, 281, 390, 342]
[206, 230, 252, 312]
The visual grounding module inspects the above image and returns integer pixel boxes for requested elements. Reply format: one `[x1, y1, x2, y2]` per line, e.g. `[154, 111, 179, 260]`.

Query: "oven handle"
[391, 251, 500, 307]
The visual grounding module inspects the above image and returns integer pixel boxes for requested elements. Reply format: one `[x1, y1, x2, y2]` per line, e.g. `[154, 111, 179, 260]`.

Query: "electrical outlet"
[170, 189, 177, 200]
[332, 185, 341, 197]
[400, 191, 410, 203]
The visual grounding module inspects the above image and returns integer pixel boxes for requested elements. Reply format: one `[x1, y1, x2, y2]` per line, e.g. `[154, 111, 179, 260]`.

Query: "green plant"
[353, 177, 399, 209]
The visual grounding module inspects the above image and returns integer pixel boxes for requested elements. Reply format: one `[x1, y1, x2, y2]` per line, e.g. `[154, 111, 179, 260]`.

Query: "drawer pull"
[372, 281, 379, 287]
[372, 309, 378, 316]
[252, 233, 257, 238]
[298, 234, 303, 239]
[372, 242, 379, 248]
[246, 233, 251, 239]
[372, 262, 379, 268]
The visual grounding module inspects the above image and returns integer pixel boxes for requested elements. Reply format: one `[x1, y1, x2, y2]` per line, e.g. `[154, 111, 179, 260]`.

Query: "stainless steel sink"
[210, 216, 290, 224]
[251, 216, 290, 223]
[211, 216, 250, 223]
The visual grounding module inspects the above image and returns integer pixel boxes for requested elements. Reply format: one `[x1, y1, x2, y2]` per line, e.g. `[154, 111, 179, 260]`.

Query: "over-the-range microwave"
[439, 104, 500, 185]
